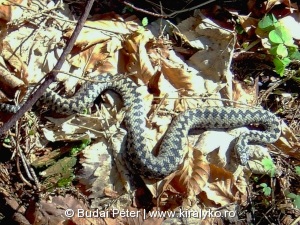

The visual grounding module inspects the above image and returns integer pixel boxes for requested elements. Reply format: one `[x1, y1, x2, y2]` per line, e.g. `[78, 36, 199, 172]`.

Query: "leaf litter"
[0, 0, 299, 224]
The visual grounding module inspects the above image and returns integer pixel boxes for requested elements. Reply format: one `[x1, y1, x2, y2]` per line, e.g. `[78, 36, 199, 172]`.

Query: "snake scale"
[0, 73, 281, 178]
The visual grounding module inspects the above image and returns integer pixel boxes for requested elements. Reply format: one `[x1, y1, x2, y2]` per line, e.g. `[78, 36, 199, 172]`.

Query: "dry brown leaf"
[146, 171, 182, 205]
[193, 130, 236, 166]
[0, 11, 68, 83]
[0, 0, 27, 22]
[201, 164, 239, 206]
[149, 73, 178, 112]
[265, 0, 293, 12]
[42, 94, 125, 141]
[1, 41, 28, 79]
[175, 13, 235, 101]
[161, 205, 204, 225]
[121, 207, 164, 225]
[0, 66, 27, 101]
[36, 194, 105, 225]
[103, 187, 120, 199]
[156, 189, 182, 210]
[78, 140, 127, 199]
[64, 16, 138, 49]
[200, 217, 224, 225]
[68, 39, 120, 73]
[103, 218, 119, 225]
[161, 58, 204, 94]
[65, 26, 111, 49]
[237, 15, 259, 36]
[123, 30, 155, 83]
[171, 148, 210, 196]
[274, 120, 300, 160]
[233, 167, 250, 204]
[232, 80, 257, 106]
[85, 15, 138, 34]
[266, 0, 282, 11]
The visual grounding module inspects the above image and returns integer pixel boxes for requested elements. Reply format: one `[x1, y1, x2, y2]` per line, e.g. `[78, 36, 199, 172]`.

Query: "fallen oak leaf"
[201, 164, 239, 206]
[171, 147, 210, 197]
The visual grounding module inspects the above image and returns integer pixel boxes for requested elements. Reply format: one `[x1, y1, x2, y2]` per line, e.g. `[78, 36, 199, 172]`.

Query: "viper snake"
[0, 73, 281, 178]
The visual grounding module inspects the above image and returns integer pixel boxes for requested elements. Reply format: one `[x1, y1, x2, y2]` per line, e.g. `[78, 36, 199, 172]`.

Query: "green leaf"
[273, 57, 290, 76]
[260, 183, 267, 188]
[122, 6, 133, 13]
[262, 157, 276, 177]
[287, 193, 300, 209]
[70, 139, 91, 156]
[287, 192, 297, 199]
[276, 44, 288, 58]
[269, 26, 294, 46]
[269, 29, 284, 44]
[258, 14, 277, 31]
[296, 166, 300, 176]
[278, 26, 294, 46]
[293, 196, 300, 209]
[57, 175, 74, 187]
[142, 17, 148, 27]
[235, 24, 244, 34]
[260, 183, 272, 196]
[290, 51, 300, 60]
[253, 176, 259, 182]
[270, 45, 289, 58]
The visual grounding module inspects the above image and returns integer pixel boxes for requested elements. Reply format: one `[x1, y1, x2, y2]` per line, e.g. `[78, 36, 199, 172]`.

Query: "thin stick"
[123, 0, 216, 18]
[123, 1, 165, 18]
[0, 0, 95, 135]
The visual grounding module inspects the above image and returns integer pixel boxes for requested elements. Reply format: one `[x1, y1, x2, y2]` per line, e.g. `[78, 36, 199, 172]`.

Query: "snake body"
[0, 73, 281, 178]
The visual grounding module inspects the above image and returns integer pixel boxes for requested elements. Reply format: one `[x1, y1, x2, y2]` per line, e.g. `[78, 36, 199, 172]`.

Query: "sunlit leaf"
[258, 14, 277, 31]
[273, 57, 290, 76]
[142, 17, 148, 27]
[276, 44, 288, 58]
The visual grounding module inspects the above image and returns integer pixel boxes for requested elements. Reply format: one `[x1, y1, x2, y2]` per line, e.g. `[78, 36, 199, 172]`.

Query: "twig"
[153, 96, 268, 109]
[10, 121, 33, 187]
[123, 0, 216, 18]
[0, 0, 95, 135]
[52, 70, 137, 83]
[25, 132, 41, 190]
[149, 93, 169, 122]
[123, 1, 164, 18]
[257, 71, 294, 105]
[6, 0, 63, 26]
[16, 155, 32, 187]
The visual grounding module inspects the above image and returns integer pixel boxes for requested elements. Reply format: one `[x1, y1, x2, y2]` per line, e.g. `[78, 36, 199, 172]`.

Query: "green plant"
[260, 183, 272, 196]
[252, 176, 259, 182]
[3, 137, 10, 144]
[137, 17, 149, 33]
[295, 166, 300, 176]
[122, 6, 134, 14]
[70, 139, 91, 156]
[57, 175, 75, 188]
[256, 14, 300, 76]
[261, 157, 276, 177]
[286, 192, 300, 209]
[141, 17, 148, 27]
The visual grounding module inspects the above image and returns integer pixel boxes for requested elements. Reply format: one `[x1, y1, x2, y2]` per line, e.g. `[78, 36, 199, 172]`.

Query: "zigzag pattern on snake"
[0, 73, 281, 178]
